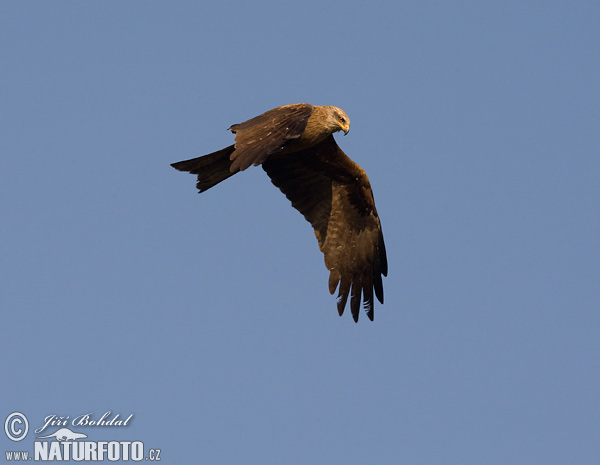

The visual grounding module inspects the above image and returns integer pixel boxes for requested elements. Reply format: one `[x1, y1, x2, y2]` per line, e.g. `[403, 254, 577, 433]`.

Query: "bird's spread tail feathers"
[171, 145, 237, 193]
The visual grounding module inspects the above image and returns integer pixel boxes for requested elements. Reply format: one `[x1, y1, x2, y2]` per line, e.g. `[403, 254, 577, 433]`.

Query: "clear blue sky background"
[1, 1, 599, 463]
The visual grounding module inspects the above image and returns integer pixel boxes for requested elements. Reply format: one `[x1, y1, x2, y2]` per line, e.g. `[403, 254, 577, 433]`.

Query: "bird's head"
[326, 106, 350, 135]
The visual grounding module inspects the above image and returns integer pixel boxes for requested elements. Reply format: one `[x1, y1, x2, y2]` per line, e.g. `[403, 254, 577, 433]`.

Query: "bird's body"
[172, 103, 387, 322]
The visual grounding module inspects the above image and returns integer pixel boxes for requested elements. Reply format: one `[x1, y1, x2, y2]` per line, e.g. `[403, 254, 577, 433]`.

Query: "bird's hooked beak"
[339, 122, 350, 135]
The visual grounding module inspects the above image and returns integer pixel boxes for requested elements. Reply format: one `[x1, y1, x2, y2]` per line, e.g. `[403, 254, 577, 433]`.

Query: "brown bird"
[171, 103, 387, 322]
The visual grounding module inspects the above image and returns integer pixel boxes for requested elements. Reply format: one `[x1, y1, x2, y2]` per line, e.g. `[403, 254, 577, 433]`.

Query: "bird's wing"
[229, 103, 313, 172]
[171, 145, 237, 192]
[262, 135, 387, 322]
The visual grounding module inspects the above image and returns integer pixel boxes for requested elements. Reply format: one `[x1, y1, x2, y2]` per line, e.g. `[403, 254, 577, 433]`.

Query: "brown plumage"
[171, 103, 387, 322]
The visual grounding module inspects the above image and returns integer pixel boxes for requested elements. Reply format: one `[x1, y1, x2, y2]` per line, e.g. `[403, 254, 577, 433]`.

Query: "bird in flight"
[171, 103, 387, 322]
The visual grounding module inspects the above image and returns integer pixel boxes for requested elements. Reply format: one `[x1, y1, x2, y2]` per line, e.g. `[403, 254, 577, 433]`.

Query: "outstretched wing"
[229, 103, 313, 172]
[262, 135, 387, 322]
[171, 145, 237, 192]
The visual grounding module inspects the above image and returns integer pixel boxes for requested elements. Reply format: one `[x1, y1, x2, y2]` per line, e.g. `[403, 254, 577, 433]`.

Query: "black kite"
[171, 103, 387, 322]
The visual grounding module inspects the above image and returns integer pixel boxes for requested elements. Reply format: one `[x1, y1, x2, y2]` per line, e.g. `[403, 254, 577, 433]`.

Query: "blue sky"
[1, 1, 599, 463]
